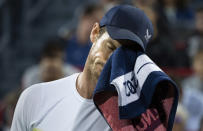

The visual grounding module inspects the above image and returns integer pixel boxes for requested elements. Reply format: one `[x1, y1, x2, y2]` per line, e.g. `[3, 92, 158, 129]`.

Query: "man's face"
[40, 55, 64, 82]
[193, 53, 203, 79]
[196, 11, 203, 33]
[89, 31, 120, 78]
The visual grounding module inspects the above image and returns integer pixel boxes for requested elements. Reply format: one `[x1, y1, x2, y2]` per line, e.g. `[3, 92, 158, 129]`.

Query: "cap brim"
[106, 26, 144, 50]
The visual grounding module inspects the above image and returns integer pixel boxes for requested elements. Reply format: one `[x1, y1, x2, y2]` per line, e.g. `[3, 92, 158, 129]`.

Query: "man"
[11, 5, 153, 131]
[187, 6, 203, 60]
[182, 50, 203, 131]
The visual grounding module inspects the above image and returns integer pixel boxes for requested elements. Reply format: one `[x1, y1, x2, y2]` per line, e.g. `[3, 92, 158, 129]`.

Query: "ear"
[90, 22, 100, 43]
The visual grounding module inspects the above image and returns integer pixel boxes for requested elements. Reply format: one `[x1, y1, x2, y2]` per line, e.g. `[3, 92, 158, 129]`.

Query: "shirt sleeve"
[10, 88, 30, 131]
[11, 84, 42, 131]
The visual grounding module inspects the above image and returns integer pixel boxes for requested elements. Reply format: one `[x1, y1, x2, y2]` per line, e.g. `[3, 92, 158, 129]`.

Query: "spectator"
[132, 0, 180, 67]
[173, 83, 188, 131]
[0, 100, 6, 131]
[142, 0, 191, 67]
[182, 50, 203, 131]
[187, 6, 203, 61]
[144, 7, 176, 67]
[132, 0, 157, 9]
[22, 38, 79, 88]
[157, 0, 194, 30]
[2, 89, 21, 131]
[200, 117, 203, 131]
[65, 4, 104, 70]
[100, 0, 123, 12]
[0, 88, 22, 131]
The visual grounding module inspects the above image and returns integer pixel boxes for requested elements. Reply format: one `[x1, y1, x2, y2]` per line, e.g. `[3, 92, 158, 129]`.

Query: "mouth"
[96, 61, 105, 67]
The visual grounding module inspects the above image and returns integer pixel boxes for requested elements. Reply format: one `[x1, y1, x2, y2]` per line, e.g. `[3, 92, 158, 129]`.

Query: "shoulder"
[11, 83, 44, 130]
[24, 73, 79, 101]
[15, 73, 79, 122]
[11, 73, 79, 130]
[20, 73, 79, 111]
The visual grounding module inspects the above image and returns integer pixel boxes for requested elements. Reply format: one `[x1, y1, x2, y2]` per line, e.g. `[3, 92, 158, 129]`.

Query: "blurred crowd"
[0, 0, 203, 130]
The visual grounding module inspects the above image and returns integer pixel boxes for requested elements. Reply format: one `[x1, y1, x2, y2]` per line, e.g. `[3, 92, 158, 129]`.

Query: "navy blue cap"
[100, 5, 153, 51]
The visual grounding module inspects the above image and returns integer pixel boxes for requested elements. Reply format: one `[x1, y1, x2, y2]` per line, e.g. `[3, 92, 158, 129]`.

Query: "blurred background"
[0, 0, 203, 130]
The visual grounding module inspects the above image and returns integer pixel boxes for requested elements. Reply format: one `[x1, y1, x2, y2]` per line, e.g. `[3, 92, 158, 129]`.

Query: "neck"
[76, 63, 97, 99]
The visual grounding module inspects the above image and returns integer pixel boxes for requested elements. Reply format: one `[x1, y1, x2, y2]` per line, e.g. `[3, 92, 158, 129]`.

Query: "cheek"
[96, 48, 112, 61]
[89, 45, 98, 59]
[90, 43, 103, 57]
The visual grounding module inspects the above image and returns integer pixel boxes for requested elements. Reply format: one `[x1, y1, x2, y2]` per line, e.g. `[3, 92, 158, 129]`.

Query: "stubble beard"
[90, 60, 107, 86]
[92, 63, 102, 81]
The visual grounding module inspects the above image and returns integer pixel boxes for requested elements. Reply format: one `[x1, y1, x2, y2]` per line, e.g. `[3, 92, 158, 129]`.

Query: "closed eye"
[107, 42, 116, 51]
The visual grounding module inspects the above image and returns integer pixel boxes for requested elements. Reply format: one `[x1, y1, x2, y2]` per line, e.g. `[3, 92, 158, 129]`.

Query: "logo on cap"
[144, 29, 152, 42]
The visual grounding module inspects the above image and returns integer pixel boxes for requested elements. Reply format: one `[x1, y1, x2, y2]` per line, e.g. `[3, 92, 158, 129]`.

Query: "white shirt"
[11, 73, 111, 131]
